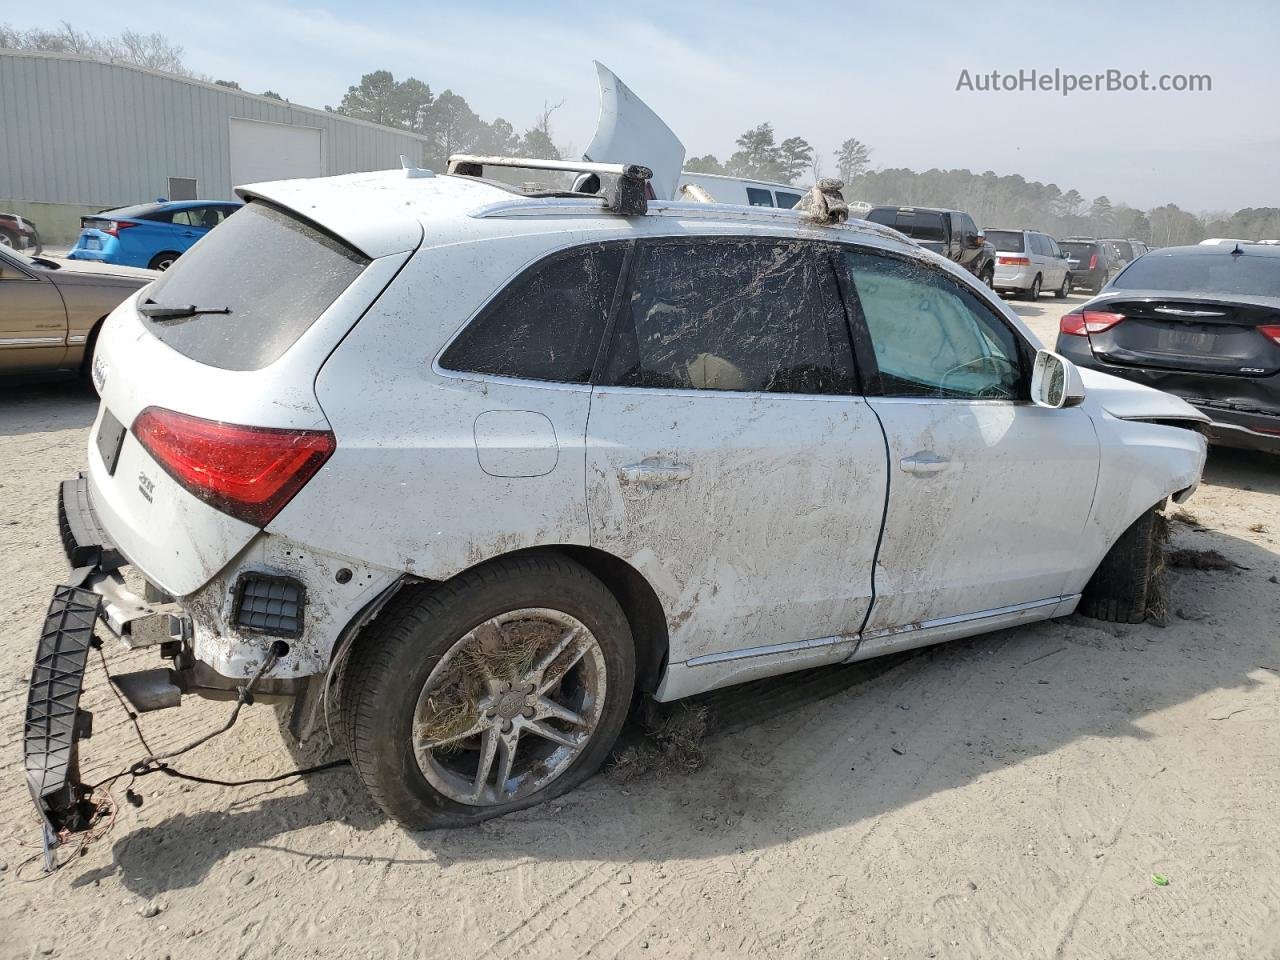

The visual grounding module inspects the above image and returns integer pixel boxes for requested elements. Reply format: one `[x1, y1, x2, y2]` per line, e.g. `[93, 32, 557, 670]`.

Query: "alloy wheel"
[411, 608, 607, 806]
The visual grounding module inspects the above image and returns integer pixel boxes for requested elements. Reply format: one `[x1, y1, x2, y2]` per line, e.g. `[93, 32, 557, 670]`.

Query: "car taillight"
[132, 407, 336, 527]
[1258, 324, 1280, 346]
[999, 256, 1030, 265]
[1088, 254, 1098, 270]
[103, 220, 139, 237]
[1060, 311, 1126, 337]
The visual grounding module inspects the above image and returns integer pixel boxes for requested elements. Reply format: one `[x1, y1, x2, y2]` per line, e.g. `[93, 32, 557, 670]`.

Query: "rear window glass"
[865, 208, 897, 227]
[1107, 240, 1135, 260]
[984, 230, 1025, 253]
[745, 187, 774, 207]
[440, 244, 625, 384]
[892, 212, 946, 243]
[775, 191, 802, 210]
[1060, 242, 1094, 259]
[141, 202, 368, 371]
[1111, 252, 1280, 297]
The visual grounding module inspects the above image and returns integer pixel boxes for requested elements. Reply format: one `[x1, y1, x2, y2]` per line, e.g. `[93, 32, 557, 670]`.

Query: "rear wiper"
[138, 301, 231, 321]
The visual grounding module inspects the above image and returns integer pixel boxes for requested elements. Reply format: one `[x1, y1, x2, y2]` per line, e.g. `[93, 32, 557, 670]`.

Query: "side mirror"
[1031, 350, 1086, 409]
[967, 232, 985, 248]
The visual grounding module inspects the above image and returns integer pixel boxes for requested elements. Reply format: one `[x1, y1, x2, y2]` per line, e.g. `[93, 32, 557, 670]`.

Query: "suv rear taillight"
[1088, 253, 1098, 270]
[132, 407, 335, 527]
[1060, 311, 1126, 337]
[1258, 324, 1280, 346]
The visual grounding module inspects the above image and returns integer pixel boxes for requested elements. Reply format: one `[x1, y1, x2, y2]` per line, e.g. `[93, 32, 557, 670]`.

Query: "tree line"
[4, 23, 1275, 242]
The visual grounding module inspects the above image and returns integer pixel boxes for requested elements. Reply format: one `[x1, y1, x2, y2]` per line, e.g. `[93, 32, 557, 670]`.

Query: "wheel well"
[401, 545, 669, 695]
[556, 545, 669, 694]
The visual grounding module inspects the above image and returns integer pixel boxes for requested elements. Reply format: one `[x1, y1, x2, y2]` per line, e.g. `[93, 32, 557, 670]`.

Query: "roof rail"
[446, 155, 652, 215]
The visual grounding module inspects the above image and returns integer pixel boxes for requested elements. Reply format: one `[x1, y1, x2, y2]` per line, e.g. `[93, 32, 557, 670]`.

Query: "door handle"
[900, 452, 951, 476]
[619, 461, 693, 487]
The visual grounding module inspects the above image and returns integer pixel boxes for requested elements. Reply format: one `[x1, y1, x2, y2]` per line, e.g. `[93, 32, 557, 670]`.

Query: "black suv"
[865, 206, 996, 285]
[1059, 238, 1121, 295]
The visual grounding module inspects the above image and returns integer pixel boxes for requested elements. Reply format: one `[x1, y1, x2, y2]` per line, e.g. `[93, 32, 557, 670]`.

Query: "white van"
[676, 171, 805, 208]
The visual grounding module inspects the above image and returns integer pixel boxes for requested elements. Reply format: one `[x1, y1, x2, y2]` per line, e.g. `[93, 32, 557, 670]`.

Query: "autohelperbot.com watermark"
[955, 68, 1211, 96]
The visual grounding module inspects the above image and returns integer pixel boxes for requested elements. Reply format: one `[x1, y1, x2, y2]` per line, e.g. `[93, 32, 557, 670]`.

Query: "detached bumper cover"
[24, 586, 101, 843]
[24, 475, 148, 855]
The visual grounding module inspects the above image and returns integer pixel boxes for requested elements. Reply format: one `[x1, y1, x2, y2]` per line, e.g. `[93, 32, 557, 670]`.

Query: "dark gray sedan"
[1055, 243, 1280, 453]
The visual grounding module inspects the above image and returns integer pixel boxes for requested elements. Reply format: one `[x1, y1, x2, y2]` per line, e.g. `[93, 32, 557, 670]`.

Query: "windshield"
[984, 230, 1025, 253]
[141, 202, 369, 370]
[1111, 252, 1280, 297]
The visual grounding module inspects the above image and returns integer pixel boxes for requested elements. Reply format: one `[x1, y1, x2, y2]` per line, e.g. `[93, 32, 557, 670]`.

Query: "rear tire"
[148, 251, 180, 271]
[0, 228, 16, 249]
[1055, 273, 1071, 298]
[1078, 506, 1164, 623]
[1025, 275, 1041, 301]
[340, 553, 635, 829]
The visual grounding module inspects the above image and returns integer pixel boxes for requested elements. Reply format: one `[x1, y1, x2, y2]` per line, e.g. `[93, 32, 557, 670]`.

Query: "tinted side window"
[745, 187, 774, 207]
[604, 239, 846, 395]
[775, 191, 802, 210]
[441, 245, 624, 385]
[845, 250, 1025, 400]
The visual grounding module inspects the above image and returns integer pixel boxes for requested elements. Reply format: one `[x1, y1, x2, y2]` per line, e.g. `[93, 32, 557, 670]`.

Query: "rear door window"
[745, 187, 774, 207]
[602, 238, 852, 395]
[141, 201, 369, 371]
[775, 191, 802, 210]
[440, 244, 625, 384]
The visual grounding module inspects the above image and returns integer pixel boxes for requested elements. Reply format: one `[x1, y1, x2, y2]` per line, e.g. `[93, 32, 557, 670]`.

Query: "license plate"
[1157, 328, 1215, 353]
[84, 237, 100, 250]
[96, 409, 127, 476]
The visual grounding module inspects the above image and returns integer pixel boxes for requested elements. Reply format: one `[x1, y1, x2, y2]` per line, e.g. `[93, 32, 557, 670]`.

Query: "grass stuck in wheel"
[415, 617, 565, 750]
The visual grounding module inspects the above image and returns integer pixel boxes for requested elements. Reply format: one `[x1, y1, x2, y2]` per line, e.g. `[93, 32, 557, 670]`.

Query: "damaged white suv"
[26, 156, 1208, 839]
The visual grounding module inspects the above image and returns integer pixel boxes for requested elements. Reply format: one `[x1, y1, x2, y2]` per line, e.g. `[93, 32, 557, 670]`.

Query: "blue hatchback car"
[68, 199, 242, 271]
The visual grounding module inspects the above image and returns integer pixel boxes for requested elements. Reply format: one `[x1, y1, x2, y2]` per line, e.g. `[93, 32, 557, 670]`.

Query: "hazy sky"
[9, 0, 1277, 212]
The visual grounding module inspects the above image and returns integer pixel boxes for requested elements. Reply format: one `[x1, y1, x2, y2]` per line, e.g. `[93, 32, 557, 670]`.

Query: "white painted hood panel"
[1078, 367, 1211, 423]
[583, 61, 686, 201]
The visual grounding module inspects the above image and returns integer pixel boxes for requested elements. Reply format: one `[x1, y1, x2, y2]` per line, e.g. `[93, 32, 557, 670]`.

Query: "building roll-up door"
[229, 118, 323, 187]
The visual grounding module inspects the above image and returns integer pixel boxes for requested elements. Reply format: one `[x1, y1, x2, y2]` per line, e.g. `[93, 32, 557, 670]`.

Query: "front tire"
[979, 265, 994, 288]
[340, 553, 635, 829]
[1078, 506, 1165, 623]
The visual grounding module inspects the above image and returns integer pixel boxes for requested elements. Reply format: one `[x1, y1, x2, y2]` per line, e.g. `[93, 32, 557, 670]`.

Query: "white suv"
[27, 157, 1208, 836]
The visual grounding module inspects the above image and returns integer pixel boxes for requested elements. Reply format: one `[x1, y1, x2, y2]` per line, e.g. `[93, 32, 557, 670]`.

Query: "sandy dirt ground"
[2, 294, 1278, 960]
